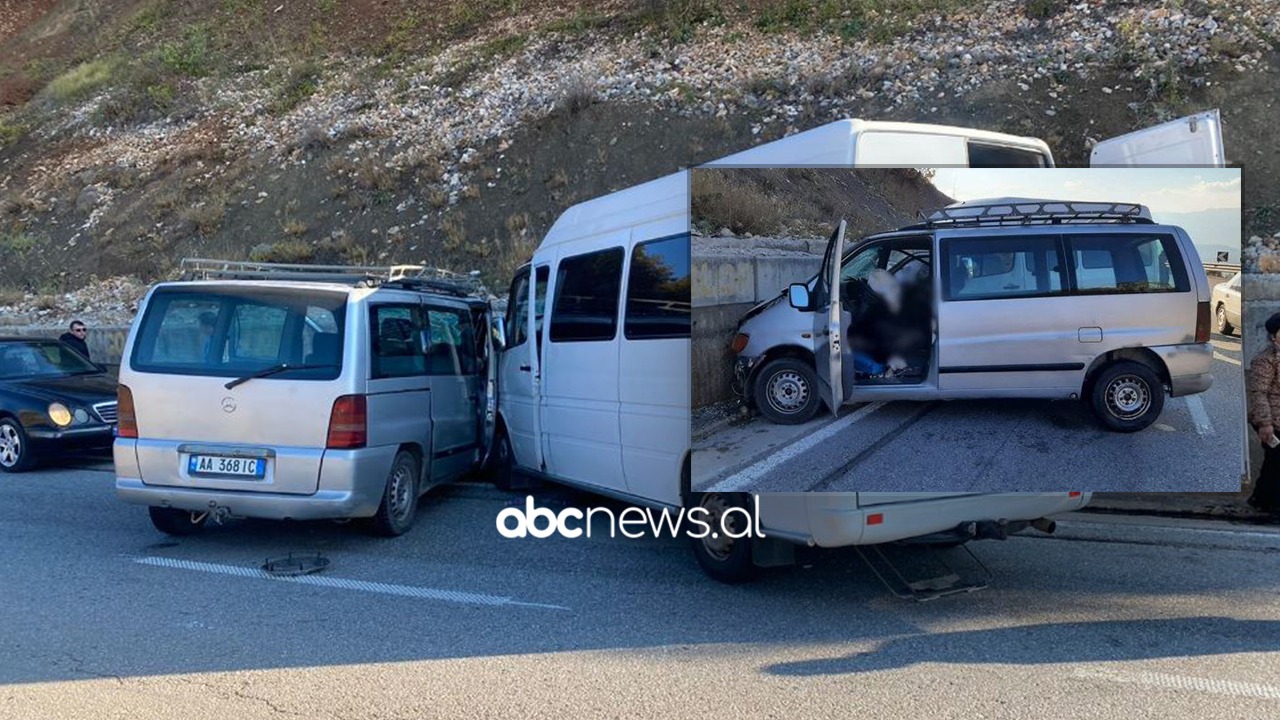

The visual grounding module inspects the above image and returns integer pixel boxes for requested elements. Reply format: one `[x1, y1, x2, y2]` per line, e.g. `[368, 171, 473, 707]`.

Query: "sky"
[927, 168, 1243, 262]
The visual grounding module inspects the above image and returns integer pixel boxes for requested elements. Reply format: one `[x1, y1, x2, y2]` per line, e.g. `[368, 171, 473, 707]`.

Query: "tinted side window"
[371, 304, 425, 379]
[425, 306, 475, 376]
[967, 142, 1048, 168]
[550, 248, 623, 342]
[943, 235, 1065, 301]
[506, 269, 530, 348]
[625, 235, 691, 340]
[1067, 234, 1188, 294]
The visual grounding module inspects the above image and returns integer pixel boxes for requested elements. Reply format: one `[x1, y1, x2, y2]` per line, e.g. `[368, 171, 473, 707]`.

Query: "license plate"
[187, 454, 265, 479]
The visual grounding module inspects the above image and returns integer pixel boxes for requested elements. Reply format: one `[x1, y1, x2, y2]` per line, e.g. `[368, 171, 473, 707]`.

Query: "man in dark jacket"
[59, 320, 91, 362]
[1247, 312, 1280, 512]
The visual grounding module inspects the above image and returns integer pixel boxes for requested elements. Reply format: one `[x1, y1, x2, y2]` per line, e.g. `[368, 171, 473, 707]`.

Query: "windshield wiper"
[224, 363, 338, 390]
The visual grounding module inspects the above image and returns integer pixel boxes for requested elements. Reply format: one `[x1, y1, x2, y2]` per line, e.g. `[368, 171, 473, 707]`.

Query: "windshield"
[0, 339, 99, 378]
[129, 286, 348, 380]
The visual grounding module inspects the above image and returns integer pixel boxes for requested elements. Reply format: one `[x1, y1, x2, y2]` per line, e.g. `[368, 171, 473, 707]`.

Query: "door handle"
[519, 364, 531, 372]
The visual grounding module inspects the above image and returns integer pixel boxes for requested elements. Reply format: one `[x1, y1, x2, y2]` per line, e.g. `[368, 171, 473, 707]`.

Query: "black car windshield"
[129, 286, 347, 381]
[0, 339, 99, 378]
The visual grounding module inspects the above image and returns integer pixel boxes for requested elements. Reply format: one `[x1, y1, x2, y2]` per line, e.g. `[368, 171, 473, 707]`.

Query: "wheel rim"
[764, 369, 810, 415]
[698, 494, 747, 561]
[1216, 305, 1226, 330]
[1105, 374, 1151, 420]
[0, 423, 20, 468]
[388, 461, 414, 522]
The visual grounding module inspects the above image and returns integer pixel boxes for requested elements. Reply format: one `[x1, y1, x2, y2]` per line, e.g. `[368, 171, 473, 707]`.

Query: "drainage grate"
[262, 552, 330, 577]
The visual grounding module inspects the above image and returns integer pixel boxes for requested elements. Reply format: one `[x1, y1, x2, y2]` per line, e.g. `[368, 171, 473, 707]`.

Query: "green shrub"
[47, 59, 118, 102]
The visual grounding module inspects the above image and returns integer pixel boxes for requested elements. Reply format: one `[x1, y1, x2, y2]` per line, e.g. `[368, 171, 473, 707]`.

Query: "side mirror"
[787, 283, 811, 310]
[491, 317, 507, 352]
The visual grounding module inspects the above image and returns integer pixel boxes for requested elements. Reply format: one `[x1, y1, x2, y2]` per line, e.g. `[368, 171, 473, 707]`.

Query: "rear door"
[813, 221, 846, 416]
[128, 285, 349, 495]
[1090, 110, 1225, 166]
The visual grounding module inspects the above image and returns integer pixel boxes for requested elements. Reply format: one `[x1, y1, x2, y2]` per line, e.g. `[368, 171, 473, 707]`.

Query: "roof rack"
[179, 258, 488, 297]
[910, 200, 1154, 229]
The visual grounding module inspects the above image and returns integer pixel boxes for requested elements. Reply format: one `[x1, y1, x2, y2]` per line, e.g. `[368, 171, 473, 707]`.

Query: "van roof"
[537, 119, 1052, 252]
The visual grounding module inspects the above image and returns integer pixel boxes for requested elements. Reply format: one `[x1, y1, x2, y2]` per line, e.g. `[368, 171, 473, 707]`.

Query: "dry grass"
[442, 214, 466, 250]
[690, 170, 787, 236]
[250, 240, 314, 263]
[282, 218, 309, 236]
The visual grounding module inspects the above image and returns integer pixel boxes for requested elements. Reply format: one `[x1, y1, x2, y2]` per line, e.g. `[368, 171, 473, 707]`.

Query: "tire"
[0, 417, 35, 473]
[488, 427, 517, 491]
[148, 506, 208, 536]
[369, 450, 419, 537]
[1215, 303, 1234, 335]
[1090, 361, 1165, 433]
[690, 492, 756, 584]
[752, 358, 822, 425]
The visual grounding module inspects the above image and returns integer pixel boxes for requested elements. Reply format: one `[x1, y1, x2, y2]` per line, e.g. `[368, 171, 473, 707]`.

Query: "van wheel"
[148, 507, 208, 536]
[0, 418, 35, 473]
[1215, 303, 1234, 335]
[753, 358, 821, 425]
[1090, 361, 1164, 433]
[488, 428, 516, 491]
[369, 451, 419, 537]
[690, 492, 756, 584]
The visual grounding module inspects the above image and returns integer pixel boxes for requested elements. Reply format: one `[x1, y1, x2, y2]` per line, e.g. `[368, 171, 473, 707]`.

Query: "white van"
[492, 113, 1224, 582]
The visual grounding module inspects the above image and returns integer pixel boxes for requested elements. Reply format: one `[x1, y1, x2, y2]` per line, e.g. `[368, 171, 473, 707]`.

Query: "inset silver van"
[734, 199, 1213, 432]
[115, 260, 495, 536]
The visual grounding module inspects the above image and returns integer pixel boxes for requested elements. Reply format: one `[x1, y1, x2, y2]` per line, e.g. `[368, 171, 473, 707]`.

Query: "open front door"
[813, 220, 847, 416]
[1090, 109, 1224, 166]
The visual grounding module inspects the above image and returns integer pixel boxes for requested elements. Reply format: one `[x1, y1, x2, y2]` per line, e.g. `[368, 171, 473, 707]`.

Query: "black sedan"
[0, 337, 118, 472]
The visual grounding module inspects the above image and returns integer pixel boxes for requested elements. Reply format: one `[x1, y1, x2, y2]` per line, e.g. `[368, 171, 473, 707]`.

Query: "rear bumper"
[758, 492, 1092, 548]
[114, 442, 395, 521]
[115, 476, 387, 520]
[1151, 342, 1213, 397]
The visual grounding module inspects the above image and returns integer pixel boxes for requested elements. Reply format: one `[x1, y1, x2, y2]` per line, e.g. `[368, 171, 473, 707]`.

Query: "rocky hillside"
[0, 0, 1277, 326]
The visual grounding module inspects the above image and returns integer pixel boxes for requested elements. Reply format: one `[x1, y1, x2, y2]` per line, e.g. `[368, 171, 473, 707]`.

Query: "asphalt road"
[2, 461, 1279, 719]
[693, 331, 1245, 493]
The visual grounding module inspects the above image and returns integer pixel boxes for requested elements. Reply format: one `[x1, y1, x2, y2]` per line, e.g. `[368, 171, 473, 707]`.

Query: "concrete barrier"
[692, 237, 823, 408]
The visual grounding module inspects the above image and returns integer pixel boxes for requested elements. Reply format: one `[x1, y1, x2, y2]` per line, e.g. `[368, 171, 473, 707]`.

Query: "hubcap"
[765, 370, 810, 414]
[0, 423, 20, 468]
[1217, 306, 1226, 328]
[1106, 375, 1151, 420]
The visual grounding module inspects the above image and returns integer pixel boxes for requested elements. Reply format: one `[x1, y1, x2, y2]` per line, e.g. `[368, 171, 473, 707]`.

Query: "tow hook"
[203, 505, 232, 525]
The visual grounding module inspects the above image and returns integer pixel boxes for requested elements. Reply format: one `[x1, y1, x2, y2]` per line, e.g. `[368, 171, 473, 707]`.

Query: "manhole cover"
[263, 552, 330, 577]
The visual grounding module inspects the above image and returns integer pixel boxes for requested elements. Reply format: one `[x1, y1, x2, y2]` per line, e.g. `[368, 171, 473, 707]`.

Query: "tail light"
[1195, 301, 1210, 343]
[117, 384, 138, 438]
[730, 333, 750, 353]
[1069, 491, 1082, 497]
[326, 395, 367, 449]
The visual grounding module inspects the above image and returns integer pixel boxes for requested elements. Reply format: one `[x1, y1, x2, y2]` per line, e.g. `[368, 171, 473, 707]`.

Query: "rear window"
[1067, 233, 1188, 294]
[130, 286, 347, 380]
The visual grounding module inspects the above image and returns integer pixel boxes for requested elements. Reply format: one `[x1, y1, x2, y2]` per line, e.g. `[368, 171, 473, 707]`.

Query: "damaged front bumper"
[733, 355, 762, 400]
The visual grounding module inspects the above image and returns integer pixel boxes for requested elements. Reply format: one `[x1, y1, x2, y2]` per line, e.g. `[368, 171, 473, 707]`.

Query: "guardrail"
[1203, 262, 1240, 277]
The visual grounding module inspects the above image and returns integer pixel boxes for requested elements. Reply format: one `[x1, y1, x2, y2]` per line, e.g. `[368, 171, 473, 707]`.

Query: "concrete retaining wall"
[692, 236, 823, 408]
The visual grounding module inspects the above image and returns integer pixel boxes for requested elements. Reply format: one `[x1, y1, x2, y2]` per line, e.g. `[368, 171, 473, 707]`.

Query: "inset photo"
[691, 168, 1244, 493]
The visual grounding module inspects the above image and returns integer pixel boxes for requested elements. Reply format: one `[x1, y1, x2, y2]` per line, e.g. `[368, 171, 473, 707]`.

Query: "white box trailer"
[492, 113, 1225, 584]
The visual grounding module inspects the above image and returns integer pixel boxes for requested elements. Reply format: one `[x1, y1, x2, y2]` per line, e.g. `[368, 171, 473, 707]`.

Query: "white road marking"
[1214, 351, 1241, 366]
[1183, 394, 1213, 436]
[704, 402, 887, 492]
[1073, 668, 1280, 700]
[133, 556, 570, 610]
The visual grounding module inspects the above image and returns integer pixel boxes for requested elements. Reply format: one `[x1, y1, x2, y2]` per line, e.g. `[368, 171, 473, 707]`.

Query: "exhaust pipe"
[1031, 517, 1056, 534]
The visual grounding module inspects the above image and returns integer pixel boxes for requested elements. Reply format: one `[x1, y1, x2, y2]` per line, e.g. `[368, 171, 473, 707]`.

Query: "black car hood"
[3, 373, 118, 404]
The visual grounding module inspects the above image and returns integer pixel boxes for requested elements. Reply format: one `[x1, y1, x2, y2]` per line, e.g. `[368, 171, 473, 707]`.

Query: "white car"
[1211, 272, 1241, 335]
